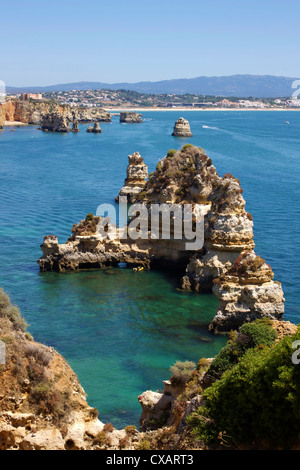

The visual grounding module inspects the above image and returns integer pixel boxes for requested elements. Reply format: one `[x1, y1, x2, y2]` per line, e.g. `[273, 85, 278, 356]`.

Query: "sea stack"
[41, 112, 71, 132]
[172, 117, 193, 137]
[72, 117, 80, 133]
[116, 152, 148, 202]
[210, 251, 285, 332]
[86, 122, 102, 133]
[120, 112, 143, 123]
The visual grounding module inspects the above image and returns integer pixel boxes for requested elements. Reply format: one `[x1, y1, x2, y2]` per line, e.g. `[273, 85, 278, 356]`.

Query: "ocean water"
[0, 111, 299, 427]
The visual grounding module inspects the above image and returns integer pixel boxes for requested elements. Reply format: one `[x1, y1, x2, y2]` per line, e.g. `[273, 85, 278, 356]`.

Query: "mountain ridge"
[6, 74, 299, 98]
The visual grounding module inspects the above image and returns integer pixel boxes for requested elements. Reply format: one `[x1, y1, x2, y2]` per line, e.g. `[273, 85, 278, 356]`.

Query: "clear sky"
[2, 0, 300, 86]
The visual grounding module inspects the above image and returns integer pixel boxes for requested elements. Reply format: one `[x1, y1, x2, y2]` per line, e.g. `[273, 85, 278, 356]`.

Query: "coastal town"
[6, 89, 300, 110]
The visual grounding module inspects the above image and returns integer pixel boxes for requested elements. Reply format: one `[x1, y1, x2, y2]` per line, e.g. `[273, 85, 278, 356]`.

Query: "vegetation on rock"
[187, 322, 300, 448]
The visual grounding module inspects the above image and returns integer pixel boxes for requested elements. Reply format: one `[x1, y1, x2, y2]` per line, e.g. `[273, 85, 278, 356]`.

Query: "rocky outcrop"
[37, 145, 284, 331]
[0, 288, 104, 450]
[0, 98, 111, 127]
[116, 152, 148, 202]
[181, 173, 255, 293]
[120, 112, 143, 123]
[72, 117, 80, 133]
[41, 112, 71, 132]
[0, 288, 144, 450]
[209, 251, 285, 332]
[0, 106, 4, 129]
[75, 107, 111, 123]
[86, 122, 102, 133]
[172, 118, 193, 137]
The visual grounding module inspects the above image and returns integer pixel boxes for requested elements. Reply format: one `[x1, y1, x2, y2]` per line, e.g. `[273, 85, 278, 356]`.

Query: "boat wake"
[202, 125, 219, 130]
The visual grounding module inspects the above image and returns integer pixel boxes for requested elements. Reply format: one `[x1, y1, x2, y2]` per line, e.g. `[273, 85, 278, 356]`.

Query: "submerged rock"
[116, 152, 148, 202]
[172, 117, 193, 137]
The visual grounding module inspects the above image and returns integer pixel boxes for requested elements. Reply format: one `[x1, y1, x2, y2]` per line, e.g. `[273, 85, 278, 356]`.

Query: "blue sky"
[2, 0, 300, 86]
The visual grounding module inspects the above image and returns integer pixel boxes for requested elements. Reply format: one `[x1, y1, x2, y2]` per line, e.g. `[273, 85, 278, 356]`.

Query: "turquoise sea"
[0, 111, 299, 427]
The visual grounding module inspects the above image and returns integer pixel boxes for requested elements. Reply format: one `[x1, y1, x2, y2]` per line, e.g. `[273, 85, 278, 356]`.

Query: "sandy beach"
[106, 107, 300, 112]
[4, 121, 27, 126]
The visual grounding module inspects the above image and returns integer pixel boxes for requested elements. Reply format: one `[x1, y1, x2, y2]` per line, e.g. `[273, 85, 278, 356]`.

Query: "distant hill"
[6, 75, 299, 98]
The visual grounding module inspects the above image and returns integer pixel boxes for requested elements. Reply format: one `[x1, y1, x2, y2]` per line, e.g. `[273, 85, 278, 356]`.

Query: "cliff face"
[0, 288, 146, 450]
[0, 98, 111, 128]
[37, 145, 284, 331]
[0, 107, 4, 129]
[210, 251, 285, 332]
[0, 288, 104, 450]
[116, 152, 148, 202]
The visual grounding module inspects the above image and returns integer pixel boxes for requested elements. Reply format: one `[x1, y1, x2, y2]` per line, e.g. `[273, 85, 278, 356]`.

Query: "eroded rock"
[172, 118, 193, 137]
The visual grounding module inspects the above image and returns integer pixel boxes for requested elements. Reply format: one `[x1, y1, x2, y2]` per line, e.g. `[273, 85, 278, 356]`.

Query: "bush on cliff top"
[0, 288, 27, 332]
[187, 326, 300, 448]
[207, 318, 277, 380]
[170, 361, 196, 385]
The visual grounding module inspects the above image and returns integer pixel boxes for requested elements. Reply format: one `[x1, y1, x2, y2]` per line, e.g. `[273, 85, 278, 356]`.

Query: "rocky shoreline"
[0, 98, 111, 130]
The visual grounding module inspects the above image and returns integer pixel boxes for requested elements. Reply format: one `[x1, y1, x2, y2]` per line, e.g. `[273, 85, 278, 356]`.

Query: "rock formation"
[120, 112, 143, 123]
[86, 122, 102, 133]
[0, 98, 111, 128]
[41, 112, 71, 133]
[172, 117, 193, 137]
[210, 251, 285, 332]
[0, 288, 104, 450]
[116, 152, 148, 202]
[75, 107, 111, 123]
[37, 145, 284, 331]
[72, 117, 80, 133]
[0, 106, 4, 129]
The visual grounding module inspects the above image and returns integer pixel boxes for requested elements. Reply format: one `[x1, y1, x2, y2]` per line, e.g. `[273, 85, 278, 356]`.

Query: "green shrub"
[85, 213, 94, 222]
[207, 318, 277, 380]
[138, 439, 151, 450]
[182, 144, 194, 151]
[188, 327, 300, 448]
[167, 149, 176, 158]
[238, 319, 277, 349]
[170, 360, 196, 385]
[156, 161, 162, 173]
[0, 288, 27, 332]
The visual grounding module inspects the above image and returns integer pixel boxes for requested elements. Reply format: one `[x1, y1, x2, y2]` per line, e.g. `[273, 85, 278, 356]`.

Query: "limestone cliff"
[0, 106, 4, 129]
[116, 152, 148, 202]
[0, 288, 103, 450]
[210, 251, 285, 332]
[0, 98, 111, 128]
[37, 145, 284, 331]
[0, 288, 143, 450]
